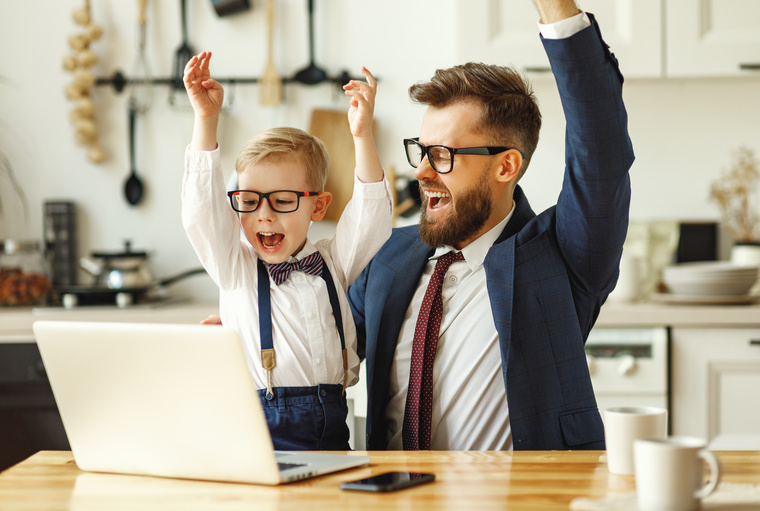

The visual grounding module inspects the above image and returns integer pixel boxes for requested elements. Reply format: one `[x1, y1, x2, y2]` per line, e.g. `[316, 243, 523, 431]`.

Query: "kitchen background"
[1, 0, 759, 303]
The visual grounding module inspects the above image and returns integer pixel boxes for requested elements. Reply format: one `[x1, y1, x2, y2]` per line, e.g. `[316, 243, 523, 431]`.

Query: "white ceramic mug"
[604, 406, 667, 475]
[608, 253, 642, 302]
[634, 436, 721, 511]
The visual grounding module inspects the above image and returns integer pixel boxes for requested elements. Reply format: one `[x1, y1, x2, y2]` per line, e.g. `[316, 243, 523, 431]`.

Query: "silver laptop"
[32, 320, 369, 485]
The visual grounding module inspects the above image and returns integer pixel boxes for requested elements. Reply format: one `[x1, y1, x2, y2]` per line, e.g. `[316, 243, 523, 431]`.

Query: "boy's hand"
[200, 314, 222, 325]
[344, 67, 377, 139]
[184, 51, 224, 119]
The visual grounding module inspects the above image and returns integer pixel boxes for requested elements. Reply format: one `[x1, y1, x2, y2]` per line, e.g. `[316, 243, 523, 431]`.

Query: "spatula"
[259, 0, 281, 105]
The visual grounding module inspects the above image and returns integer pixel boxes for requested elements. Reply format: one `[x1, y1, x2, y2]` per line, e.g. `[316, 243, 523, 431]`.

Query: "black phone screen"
[339, 472, 435, 492]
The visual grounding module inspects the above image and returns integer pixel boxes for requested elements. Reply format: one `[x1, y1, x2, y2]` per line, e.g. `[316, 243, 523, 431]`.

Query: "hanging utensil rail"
[95, 70, 364, 93]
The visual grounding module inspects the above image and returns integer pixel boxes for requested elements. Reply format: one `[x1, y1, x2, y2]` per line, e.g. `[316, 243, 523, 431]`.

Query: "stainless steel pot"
[80, 240, 154, 289]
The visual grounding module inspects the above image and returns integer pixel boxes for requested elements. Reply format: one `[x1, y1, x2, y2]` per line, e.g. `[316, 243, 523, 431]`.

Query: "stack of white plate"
[662, 262, 759, 296]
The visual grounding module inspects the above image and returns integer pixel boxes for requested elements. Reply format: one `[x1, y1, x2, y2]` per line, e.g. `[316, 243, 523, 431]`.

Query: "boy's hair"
[408, 62, 541, 180]
[235, 127, 330, 191]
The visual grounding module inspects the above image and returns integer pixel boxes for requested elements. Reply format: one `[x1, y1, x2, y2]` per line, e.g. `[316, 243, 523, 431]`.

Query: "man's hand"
[533, 0, 581, 24]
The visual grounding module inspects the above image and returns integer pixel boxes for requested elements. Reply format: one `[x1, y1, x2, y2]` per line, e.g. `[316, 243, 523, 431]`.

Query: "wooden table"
[0, 450, 758, 510]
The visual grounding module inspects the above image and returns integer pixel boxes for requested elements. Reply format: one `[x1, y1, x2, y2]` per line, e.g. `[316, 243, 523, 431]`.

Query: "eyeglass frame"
[226, 189, 323, 213]
[403, 137, 524, 174]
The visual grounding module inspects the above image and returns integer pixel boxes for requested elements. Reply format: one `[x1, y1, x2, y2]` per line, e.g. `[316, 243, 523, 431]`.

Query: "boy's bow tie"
[267, 251, 324, 285]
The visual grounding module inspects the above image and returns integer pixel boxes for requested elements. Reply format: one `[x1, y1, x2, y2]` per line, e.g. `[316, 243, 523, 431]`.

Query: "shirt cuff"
[537, 11, 591, 40]
[185, 144, 221, 171]
[353, 172, 393, 200]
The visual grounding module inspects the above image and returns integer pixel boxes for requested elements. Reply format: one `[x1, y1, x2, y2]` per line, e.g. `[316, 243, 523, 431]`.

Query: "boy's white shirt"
[182, 146, 392, 390]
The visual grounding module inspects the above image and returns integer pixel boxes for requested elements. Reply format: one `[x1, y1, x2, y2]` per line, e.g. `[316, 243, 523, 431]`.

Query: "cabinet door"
[666, 0, 760, 77]
[671, 328, 760, 445]
[456, 0, 662, 78]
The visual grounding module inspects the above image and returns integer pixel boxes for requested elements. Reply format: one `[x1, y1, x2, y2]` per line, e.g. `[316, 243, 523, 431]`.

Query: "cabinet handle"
[524, 67, 553, 74]
[739, 63, 760, 71]
[750, 340, 760, 346]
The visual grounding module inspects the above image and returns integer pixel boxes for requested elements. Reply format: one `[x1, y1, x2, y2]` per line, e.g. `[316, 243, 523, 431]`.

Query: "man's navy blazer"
[348, 15, 634, 451]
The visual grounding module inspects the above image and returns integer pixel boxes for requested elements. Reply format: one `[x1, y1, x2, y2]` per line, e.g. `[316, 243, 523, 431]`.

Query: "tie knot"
[267, 251, 324, 285]
[433, 251, 464, 276]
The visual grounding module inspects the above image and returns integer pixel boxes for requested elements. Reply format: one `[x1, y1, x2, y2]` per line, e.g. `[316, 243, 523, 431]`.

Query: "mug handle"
[694, 450, 721, 499]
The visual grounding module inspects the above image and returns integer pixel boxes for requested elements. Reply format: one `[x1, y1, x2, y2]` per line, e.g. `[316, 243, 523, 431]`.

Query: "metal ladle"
[293, 0, 327, 85]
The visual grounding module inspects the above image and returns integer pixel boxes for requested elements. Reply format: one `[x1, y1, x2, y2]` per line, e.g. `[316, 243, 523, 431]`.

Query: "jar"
[0, 240, 52, 306]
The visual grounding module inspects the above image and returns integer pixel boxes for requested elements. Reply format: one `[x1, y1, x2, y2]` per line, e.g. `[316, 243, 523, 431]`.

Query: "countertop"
[595, 300, 760, 327]
[0, 301, 219, 342]
[2, 299, 760, 343]
[0, 450, 758, 510]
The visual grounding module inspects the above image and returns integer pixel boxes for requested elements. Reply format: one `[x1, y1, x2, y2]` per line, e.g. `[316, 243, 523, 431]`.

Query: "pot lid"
[2, 239, 42, 254]
[91, 240, 148, 259]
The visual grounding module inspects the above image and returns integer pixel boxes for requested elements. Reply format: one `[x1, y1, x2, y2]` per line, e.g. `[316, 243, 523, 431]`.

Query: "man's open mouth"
[425, 189, 451, 210]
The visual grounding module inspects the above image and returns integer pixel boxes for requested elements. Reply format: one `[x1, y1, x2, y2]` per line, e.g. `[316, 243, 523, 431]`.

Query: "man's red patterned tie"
[402, 251, 464, 450]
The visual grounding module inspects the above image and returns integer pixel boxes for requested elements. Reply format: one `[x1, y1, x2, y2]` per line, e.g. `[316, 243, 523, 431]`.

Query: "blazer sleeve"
[346, 257, 369, 361]
[541, 13, 635, 298]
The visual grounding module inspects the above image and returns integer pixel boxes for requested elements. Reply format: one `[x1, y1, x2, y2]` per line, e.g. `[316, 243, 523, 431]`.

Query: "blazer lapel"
[484, 236, 516, 371]
[483, 185, 535, 379]
[374, 235, 432, 363]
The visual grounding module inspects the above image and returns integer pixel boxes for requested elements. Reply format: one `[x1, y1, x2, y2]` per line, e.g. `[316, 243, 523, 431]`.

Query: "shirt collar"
[431, 201, 516, 270]
[281, 240, 319, 264]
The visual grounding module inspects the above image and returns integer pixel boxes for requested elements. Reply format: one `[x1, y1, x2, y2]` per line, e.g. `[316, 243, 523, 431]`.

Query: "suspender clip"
[262, 348, 276, 399]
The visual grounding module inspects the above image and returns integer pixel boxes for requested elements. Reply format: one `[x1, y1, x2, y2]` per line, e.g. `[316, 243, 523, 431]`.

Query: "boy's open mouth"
[258, 232, 284, 250]
[425, 189, 451, 211]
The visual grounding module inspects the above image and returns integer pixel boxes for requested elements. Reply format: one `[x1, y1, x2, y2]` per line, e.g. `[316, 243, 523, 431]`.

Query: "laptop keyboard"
[278, 462, 307, 471]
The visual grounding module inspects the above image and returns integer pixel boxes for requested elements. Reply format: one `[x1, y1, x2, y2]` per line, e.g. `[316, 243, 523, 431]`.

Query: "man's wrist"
[535, 0, 581, 24]
[538, 11, 590, 39]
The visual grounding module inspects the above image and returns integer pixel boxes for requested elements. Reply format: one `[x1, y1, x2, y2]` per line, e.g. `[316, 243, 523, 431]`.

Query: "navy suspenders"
[256, 257, 348, 398]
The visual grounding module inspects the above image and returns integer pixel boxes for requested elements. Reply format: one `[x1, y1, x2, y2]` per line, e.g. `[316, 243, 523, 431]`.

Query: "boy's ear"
[309, 192, 332, 222]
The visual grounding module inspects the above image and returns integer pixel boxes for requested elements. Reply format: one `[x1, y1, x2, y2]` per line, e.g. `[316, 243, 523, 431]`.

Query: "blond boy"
[182, 52, 391, 450]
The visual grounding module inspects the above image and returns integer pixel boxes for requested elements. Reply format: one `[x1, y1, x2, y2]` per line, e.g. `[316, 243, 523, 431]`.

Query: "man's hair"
[235, 127, 330, 191]
[408, 62, 541, 179]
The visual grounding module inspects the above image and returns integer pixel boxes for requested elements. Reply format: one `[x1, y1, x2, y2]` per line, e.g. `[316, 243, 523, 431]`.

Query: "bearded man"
[348, 0, 634, 451]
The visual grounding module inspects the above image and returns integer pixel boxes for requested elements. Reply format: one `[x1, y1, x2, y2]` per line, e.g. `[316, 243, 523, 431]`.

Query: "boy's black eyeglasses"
[403, 137, 524, 174]
[227, 190, 322, 213]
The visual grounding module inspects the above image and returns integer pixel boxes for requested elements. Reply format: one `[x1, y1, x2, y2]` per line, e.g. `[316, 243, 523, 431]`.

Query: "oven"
[585, 327, 670, 432]
[0, 342, 69, 471]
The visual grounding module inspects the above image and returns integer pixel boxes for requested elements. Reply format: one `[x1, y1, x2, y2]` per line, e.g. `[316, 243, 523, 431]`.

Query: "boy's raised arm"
[344, 67, 384, 184]
[184, 51, 224, 152]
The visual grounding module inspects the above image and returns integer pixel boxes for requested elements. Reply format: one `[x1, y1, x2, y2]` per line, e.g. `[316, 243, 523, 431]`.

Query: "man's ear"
[495, 149, 523, 184]
[310, 192, 333, 222]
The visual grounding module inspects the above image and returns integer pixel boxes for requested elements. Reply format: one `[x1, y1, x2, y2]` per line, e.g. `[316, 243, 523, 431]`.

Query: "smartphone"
[339, 472, 435, 492]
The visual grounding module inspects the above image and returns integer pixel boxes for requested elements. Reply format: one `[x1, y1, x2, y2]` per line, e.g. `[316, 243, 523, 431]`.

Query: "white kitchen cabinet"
[455, 0, 663, 78]
[671, 327, 760, 447]
[456, 0, 760, 78]
[666, 0, 760, 77]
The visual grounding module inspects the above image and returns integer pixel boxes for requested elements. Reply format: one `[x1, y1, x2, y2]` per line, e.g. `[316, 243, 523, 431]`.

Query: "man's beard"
[418, 170, 493, 248]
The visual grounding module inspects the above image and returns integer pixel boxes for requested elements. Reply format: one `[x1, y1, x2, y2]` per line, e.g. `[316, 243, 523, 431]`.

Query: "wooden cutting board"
[308, 109, 375, 223]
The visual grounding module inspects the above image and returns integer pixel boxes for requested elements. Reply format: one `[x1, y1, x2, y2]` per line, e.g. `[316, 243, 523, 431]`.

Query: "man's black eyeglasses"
[226, 190, 322, 213]
[403, 137, 523, 174]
